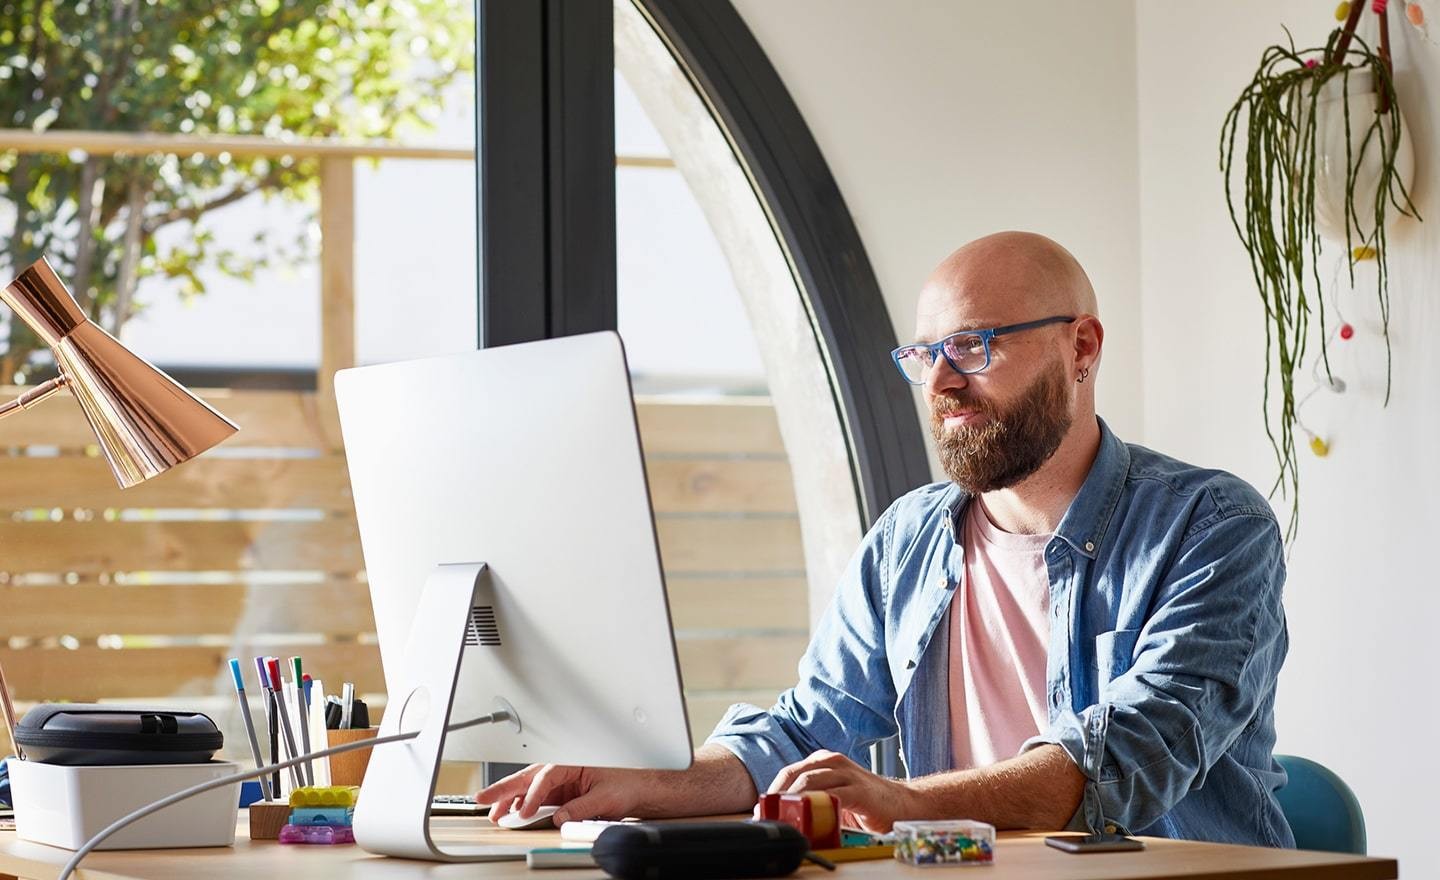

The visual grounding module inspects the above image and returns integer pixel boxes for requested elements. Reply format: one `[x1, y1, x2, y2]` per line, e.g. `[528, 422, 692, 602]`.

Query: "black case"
[591, 821, 808, 880]
[14, 704, 224, 765]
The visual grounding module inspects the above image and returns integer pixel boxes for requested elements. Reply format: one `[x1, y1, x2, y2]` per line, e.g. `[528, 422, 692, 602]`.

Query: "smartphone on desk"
[1045, 833, 1145, 853]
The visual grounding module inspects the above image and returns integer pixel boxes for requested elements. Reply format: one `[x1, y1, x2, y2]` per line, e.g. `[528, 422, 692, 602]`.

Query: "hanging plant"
[1220, 0, 1420, 540]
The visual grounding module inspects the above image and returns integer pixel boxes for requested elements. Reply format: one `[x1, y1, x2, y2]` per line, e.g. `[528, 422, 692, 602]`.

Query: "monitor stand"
[352, 562, 530, 862]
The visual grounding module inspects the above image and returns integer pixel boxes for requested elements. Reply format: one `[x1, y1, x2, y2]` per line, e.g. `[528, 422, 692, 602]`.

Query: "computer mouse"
[495, 804, 560, 830]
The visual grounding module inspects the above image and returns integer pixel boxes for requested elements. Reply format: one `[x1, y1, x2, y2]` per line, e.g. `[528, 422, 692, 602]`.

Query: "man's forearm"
[641, 743, 758, 817]
[908, 745, 1085, 830]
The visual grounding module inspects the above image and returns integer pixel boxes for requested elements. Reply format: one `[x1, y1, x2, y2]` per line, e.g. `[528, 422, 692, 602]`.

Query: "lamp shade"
[2, 257, 239, 487]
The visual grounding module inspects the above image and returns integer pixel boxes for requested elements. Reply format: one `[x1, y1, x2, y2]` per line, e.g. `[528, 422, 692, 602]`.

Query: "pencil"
[228, 659, 273, 801]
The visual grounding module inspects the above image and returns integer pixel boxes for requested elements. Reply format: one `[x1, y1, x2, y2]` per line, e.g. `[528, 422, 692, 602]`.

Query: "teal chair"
[1273, 755, 1366, 854]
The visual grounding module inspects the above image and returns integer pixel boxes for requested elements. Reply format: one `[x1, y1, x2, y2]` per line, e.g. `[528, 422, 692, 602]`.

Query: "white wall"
[1139, 2, 1439, 874]
[732, 0, 1144, 446]
[736, 0, 1435, 873]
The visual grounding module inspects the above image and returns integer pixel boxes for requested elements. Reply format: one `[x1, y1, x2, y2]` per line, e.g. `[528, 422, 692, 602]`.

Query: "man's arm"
[910, 745, 1084, 829]
[1022, 510, 1288, 834]
[762, 744, 1083, 833]
[478, 743, 758, 824]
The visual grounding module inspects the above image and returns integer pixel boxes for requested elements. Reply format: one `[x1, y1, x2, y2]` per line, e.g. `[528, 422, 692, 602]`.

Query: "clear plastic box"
[892, 820, 996, 866]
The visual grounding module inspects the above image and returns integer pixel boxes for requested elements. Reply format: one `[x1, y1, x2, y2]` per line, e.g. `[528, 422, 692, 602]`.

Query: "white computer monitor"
[334, 332, 693, 861]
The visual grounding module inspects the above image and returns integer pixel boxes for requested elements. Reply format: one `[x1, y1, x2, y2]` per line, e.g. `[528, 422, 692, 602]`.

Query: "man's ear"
[1074, 315, 1103, 374]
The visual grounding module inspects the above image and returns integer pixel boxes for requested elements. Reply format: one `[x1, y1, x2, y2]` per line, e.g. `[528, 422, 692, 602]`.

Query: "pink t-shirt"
[947, 499, 1052, 769]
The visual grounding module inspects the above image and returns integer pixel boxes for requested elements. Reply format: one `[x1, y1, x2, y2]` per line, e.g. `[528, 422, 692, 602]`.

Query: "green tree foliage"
[0, 0, 474, 380]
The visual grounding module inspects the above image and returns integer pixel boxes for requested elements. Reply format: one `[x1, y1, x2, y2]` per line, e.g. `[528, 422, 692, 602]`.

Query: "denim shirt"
[707, 418, 1293, 846]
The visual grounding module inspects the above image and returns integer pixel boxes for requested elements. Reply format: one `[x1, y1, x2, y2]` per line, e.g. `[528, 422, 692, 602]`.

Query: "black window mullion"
[479, 0, 614, 349]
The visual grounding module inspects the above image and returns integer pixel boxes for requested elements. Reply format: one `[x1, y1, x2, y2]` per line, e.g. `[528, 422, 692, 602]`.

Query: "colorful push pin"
[1309, 435, 1330, 458]
[1336, 0, 1351, 20]
[1339, 323, 1355, 340]
[1409, 2, 1425, 26]
[1372, 0, 1388, 12]
[1352, 245, 1379, 261]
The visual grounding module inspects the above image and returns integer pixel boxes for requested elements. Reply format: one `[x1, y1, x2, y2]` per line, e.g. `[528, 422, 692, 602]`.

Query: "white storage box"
[9, 759, 241, 850]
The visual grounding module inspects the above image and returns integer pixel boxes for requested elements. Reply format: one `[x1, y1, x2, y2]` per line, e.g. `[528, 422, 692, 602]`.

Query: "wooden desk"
[0, 815, 1398, 880]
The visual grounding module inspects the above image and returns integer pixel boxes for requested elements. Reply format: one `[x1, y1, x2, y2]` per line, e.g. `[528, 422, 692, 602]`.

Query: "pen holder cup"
[326, 727, 378, 787]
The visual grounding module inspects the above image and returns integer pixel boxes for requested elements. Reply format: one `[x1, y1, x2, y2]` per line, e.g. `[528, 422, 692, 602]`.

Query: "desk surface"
[0, 815, 1398, 880]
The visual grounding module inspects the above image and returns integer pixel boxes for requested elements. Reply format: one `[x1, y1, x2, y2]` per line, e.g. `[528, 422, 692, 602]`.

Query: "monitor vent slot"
[466, 605, 502, 647]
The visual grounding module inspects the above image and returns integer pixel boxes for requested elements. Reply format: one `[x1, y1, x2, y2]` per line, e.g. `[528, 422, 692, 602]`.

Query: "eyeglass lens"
[897, 333, 986, 382]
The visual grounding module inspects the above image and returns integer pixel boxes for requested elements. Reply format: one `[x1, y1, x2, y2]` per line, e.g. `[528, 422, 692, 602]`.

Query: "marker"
[228, 659, 273, 802]
[254, 657, 281, 796]
[341, 682, 355, 731]
[265, 657, 306, 789]
[290, 657, 315, 785]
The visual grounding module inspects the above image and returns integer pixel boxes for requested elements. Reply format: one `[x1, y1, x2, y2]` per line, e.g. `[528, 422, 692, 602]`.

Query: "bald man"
[480, 232, 1292, 847]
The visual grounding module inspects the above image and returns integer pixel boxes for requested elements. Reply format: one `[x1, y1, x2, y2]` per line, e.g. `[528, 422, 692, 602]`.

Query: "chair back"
[1274, 754, 1366, 854]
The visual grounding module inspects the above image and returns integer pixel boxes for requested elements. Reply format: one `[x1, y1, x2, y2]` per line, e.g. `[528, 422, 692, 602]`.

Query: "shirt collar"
[938, 417, 1129, 560]
[1053, 417, 1129, 559]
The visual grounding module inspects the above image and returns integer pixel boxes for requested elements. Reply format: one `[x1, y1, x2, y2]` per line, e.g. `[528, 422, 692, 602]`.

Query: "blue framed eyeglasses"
[890, 315, 1076, 384]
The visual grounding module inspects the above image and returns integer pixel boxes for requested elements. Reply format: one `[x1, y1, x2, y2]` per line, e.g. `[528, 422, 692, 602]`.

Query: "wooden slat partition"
[0, 455, 354, 510]
[0, 643, 387, 702]
[0, 389, 789, 455]
[0, 391, 807, 747]
[0, 582, 373, 638]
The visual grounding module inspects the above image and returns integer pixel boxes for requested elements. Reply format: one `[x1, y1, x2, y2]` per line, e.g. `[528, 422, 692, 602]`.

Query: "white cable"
[56, 711, 511, 880]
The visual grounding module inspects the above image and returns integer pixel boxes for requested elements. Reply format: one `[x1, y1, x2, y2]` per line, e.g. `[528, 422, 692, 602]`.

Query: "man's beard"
[930, 360, 1073, 495]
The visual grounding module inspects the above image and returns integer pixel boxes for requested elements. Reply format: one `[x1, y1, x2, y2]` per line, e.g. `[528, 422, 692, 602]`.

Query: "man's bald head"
[916, 231, 1097, 338]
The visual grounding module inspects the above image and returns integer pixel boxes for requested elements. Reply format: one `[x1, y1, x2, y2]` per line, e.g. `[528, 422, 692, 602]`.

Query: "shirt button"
[1104, 824, 1117, 834]
[936, 577, 948, 590]
[1085, 541, 1096, 552]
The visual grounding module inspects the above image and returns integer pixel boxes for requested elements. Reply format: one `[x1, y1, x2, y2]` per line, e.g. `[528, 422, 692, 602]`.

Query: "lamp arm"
[0, 373, 70, 421]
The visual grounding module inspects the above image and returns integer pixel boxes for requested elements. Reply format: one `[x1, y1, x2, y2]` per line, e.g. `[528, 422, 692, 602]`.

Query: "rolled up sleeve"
[1023, 512, 1288, 833]
[706, 508, 901, 794]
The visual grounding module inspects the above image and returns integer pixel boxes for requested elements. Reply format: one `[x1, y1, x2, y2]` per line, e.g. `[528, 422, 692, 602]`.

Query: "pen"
[290, 657, 315, 785]
[341, 682, 355, 730]
[255, 657, 280, 796]
[228, 659, 273, 801]
[265, 657, 306, 789]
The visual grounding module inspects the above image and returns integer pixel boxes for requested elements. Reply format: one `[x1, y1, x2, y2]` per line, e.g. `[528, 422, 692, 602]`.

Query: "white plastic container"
[9, 759, 241, 850]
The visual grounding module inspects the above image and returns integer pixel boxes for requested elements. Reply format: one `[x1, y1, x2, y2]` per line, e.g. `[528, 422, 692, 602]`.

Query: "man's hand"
[477, 744, 759, 825]
[763, 750, 922, 833]
[478, 764, 652, 825]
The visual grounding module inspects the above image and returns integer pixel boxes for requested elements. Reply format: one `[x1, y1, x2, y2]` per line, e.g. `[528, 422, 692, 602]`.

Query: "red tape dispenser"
[756, 791, 842, 850]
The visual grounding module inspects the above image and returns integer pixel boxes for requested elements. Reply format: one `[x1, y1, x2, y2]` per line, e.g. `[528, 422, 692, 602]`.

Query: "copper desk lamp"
[0, 256, 240, 756]
[0, 255, 239, 487]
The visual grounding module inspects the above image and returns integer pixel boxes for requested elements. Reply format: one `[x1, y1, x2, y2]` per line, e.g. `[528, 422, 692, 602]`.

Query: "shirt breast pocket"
[1094, 628, 1141, 687]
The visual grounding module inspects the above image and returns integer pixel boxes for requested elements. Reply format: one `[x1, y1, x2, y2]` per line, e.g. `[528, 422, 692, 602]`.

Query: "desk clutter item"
[324, 727, 378, 787]
[892, 820, 995, 866]
[9, 759, 241, 850]
[248, 801, 293, 840]
[290, 785, 360, 808]
[591, 821, 809, 880]
[276, 786, 360, 845]
[12, 705, 222, 765]
[757, 791, 841, 850]
[7, 704, 239, 851]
